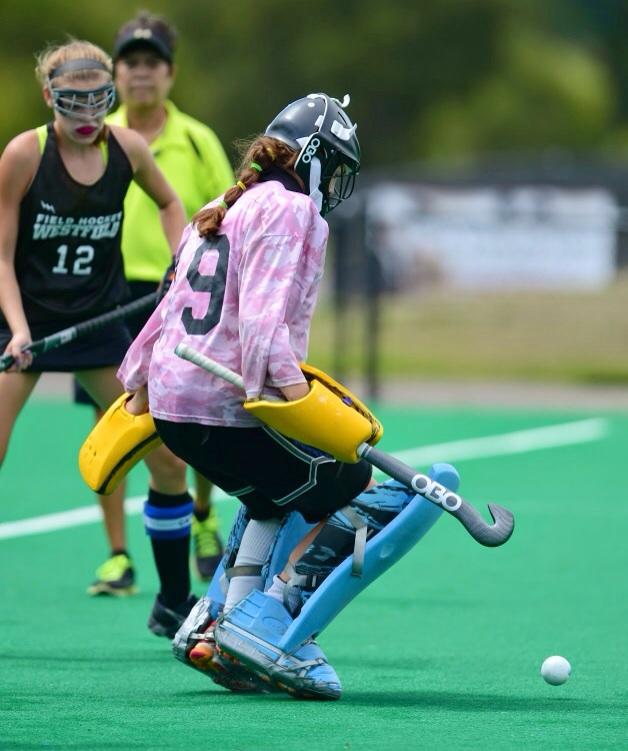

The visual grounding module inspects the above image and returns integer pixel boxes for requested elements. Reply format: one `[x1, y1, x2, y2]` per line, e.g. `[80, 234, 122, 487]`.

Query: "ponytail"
[193, 136, 298, 237]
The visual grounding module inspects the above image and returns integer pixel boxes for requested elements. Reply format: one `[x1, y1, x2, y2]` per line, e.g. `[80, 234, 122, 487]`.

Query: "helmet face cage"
[320, 148, 358, 214]
[49, 82, 116, 121]
[297, 137, 358, 215]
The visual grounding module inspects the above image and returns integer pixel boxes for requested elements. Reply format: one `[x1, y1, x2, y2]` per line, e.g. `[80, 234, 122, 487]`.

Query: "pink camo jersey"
[118, 179, 329, 426]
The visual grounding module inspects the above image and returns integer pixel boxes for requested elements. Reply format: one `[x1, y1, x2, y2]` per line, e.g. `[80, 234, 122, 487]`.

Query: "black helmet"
[265, 93, 360, 216]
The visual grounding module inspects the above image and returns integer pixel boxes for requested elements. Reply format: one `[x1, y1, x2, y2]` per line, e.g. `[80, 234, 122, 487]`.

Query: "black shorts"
[0, 320, 131, 373]
[154, 419, 372, 523]
[74, 280, 157, 405]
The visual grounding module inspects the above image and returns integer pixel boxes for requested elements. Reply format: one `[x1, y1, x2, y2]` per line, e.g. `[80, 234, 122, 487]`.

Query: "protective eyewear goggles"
[49, 82, 116, 121]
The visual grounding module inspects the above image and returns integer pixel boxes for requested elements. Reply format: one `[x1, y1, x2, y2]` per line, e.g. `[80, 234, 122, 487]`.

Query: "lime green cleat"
[87, 553, 138, 596]
[192, 506, 224, 581]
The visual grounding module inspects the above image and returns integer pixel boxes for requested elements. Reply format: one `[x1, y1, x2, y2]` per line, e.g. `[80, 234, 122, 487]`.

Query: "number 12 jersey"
[13, 123, 132, 325]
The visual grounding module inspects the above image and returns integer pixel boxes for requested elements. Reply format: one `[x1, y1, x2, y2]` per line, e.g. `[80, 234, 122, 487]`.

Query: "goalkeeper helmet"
[265, 93, 360, 216]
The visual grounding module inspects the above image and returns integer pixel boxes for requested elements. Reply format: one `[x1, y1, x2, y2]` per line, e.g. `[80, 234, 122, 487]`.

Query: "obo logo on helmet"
[300, 138, 321, 164]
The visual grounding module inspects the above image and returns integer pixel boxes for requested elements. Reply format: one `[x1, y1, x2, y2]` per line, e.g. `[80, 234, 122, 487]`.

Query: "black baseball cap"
[113, 13, 176, 63]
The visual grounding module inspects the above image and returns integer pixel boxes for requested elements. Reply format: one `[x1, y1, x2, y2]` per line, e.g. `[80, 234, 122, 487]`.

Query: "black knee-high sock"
[147, 489, 192, 608]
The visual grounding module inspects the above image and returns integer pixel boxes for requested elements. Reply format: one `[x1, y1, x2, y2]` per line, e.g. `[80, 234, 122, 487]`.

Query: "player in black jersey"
[72, 13, 234, 585]
[0, 39, 198, 637]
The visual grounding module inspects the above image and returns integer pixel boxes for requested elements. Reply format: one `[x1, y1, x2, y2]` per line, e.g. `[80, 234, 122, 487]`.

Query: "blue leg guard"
[280, 462, 460, 651]
[263, 512, 314, 583]
[172, 504, 251, 678]
[202, 507, 313, 619]
[203, 505, 251, 620]
[215, 463, 459, 698]
[172, 506, 311, 692]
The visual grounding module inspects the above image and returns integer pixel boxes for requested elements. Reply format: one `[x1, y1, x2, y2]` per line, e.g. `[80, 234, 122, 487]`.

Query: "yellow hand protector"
[244, 366, 383, 463]
[300, 363, 383, 446]
[78, 393, 162, 494]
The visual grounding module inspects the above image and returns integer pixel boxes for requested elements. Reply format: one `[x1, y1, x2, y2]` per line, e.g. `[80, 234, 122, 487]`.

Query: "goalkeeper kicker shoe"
[87, 553, 138, 596]
[191, 507, 224, 581]
[215, 590, 342, 700]
[148, 594, 198, 638]
[173, 596, 266, 693]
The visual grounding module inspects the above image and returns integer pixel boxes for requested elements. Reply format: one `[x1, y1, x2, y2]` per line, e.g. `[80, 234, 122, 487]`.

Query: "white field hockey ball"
[540, 655, 571, 685]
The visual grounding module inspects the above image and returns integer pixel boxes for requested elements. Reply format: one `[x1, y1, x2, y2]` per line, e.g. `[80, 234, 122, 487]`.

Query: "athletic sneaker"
[148, 594, 199, 638]
[86, 554, 138, 597]
[191, 506, 224, 581]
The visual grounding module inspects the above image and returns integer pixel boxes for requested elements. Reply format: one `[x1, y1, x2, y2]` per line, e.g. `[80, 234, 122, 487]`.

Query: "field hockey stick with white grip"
[174, 344, 514, 548]
[0, 292, 158, 373]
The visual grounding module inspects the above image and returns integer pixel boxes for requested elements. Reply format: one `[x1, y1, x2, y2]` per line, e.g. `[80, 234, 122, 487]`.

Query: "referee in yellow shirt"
[79, 11, 234, 595]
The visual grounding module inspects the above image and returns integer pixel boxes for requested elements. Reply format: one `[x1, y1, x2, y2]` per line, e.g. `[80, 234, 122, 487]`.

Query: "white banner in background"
[367, 184, 619, 291]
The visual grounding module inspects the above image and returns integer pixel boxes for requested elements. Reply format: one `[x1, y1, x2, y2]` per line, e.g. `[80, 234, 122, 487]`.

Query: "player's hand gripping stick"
[0, 293, 158, 373]
[174, 344, 514, 548]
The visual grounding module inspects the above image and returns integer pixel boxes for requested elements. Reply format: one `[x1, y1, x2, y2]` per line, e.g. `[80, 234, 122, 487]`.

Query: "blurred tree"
[1, 0, 627, 167]
[418, 27, 613, 156]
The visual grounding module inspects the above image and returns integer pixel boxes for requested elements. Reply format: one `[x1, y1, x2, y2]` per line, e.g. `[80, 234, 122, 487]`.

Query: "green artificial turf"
[1, 400, 626, 750]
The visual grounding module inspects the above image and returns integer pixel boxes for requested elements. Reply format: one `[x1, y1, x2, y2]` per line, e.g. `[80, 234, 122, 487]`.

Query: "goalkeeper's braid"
[194, 135, 298, 238]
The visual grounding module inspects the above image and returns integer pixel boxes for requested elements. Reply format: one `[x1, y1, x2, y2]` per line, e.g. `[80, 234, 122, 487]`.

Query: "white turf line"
[0, 417, 608, 541]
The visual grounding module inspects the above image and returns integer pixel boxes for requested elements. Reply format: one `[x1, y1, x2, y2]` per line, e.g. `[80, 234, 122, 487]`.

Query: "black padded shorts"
[154, 419, 372, 523]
